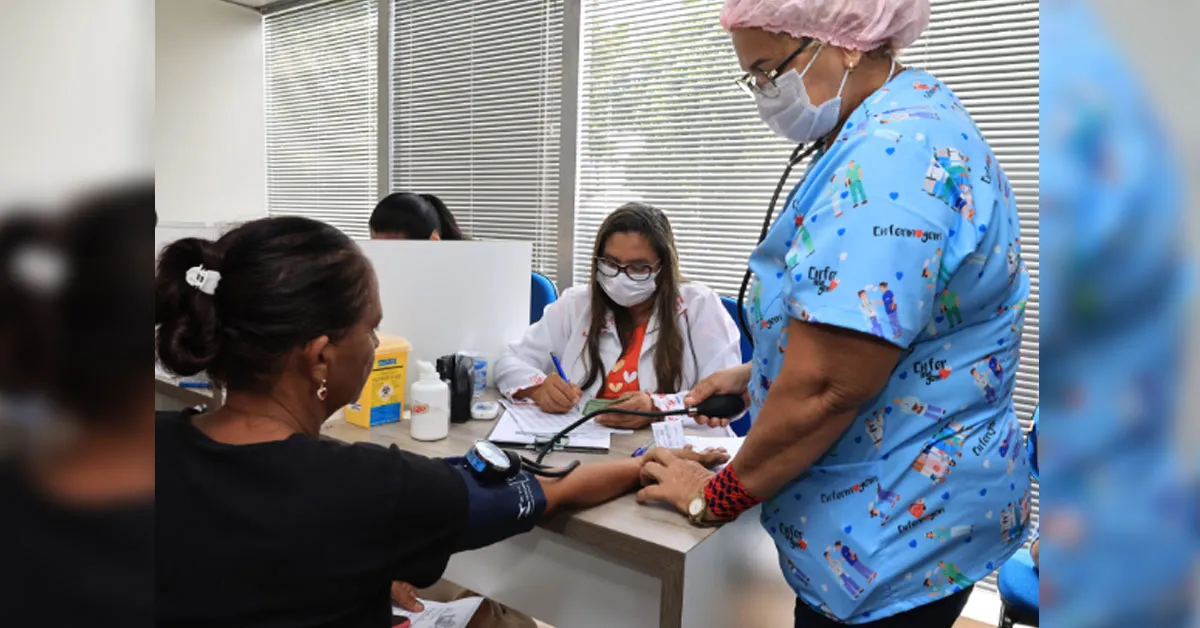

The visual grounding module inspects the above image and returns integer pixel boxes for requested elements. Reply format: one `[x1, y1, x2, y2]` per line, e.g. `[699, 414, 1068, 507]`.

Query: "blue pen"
[550, 353, 569, 383]
[631, 439, 656, 457]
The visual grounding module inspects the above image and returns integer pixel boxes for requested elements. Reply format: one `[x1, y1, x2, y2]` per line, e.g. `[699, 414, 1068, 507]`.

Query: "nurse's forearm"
[730, 319, 898, 500]
[732, 379, 859, 499]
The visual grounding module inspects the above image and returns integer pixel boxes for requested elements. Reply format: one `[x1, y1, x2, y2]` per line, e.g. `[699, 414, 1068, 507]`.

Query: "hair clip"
[185, 265, 221, 295]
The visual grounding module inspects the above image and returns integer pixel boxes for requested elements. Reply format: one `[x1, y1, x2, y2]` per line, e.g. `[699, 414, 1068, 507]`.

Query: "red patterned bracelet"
[704, 464, 763, 521]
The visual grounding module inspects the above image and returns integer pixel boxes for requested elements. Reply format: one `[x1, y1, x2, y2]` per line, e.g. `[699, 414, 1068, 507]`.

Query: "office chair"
[720, 295, 754, 436]
[530, 272, 559, 325]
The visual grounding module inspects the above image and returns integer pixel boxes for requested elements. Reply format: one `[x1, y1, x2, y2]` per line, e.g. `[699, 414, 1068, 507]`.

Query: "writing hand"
[527, 373, 582, 414]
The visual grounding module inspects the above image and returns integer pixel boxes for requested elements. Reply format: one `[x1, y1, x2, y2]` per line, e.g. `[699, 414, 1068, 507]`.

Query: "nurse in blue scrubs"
[635, 0, 1032, 625]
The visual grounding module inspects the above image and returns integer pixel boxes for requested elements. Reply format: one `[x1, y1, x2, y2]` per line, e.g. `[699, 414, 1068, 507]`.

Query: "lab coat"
[495, 283, 743, 411]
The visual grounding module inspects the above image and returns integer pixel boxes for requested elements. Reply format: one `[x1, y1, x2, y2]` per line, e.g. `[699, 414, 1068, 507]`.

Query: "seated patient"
[154, 216, 724, 628]
[495, 202, 742, 428]
[369, 192, 463, 240]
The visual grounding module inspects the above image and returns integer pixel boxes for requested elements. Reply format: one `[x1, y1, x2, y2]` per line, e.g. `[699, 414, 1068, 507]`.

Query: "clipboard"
[485, 408, 611, 454]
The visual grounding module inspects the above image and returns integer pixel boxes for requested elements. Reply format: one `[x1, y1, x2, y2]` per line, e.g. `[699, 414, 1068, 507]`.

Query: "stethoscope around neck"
[734, 60, 902, 348]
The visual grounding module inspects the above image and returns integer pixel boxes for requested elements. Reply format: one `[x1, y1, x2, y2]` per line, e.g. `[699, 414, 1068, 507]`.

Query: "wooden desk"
[322, 411, 799, 628]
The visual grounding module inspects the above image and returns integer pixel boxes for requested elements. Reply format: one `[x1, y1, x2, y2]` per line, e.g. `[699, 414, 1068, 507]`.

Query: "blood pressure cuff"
[444, 458, 547, 552]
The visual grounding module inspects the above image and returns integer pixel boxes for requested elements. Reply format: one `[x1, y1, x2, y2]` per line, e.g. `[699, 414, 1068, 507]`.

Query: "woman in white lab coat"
[495, 202, 743, 428]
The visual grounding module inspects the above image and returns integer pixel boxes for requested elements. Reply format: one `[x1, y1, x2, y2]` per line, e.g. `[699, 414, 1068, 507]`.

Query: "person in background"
[495, 202, 743, 428]
[634, 0, 1032, 625]
[154, 215, 725, 628]
[0, 182, 154, 628]
[369, 192, 464, 241]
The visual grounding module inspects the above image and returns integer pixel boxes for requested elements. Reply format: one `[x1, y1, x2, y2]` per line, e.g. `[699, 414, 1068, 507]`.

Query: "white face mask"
[754, 45, 851, 143]
[597, 272, 659, 308]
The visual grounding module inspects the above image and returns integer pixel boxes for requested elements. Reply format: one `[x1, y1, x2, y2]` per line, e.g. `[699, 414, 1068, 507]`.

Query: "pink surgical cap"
[720, 0, 931, 53]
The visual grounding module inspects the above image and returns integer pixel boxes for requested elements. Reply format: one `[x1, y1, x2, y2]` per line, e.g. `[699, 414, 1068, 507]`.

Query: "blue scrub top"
[747, 68, 1032, 623]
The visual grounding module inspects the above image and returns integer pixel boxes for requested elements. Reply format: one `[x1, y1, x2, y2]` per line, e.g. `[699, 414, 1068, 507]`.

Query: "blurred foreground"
[0, 1, 154, 626]
[0, 0, 1198, 626]
[1040, 1, 1200, 627]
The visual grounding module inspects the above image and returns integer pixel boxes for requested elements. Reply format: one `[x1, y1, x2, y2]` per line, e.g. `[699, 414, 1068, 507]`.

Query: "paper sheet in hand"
[392, 597, 484, 628]
[684, 435, 744, 471]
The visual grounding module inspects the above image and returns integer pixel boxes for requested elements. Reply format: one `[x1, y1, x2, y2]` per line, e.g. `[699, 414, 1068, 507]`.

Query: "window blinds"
[577, 0, 1039, 593]
[392, 0, 564, 279]
[575, 0, 794, 293]
[264, 0, 379, 239]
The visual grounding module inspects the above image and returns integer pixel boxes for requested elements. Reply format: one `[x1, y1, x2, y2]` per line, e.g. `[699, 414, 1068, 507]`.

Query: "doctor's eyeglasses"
[596, 258, 658, 282]
[735, 38, 814, 99]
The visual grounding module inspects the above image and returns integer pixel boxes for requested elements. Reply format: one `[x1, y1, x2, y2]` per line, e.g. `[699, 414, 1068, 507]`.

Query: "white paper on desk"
[392, 597, 484, 628]
[488, 411, 611, 449]
[684, 435, 745, 471]
[498, 400, 620, 438]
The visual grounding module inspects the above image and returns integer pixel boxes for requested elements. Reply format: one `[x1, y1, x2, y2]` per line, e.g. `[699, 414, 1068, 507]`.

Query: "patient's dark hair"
[0, 181, 154, 420]
[369, 192, 463, 240]
[155, 216, 373, 393]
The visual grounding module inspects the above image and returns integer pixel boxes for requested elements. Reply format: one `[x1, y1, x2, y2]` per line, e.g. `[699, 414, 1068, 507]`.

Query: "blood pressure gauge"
[465, 440, 522, 484]
[464, 439, 579, 483]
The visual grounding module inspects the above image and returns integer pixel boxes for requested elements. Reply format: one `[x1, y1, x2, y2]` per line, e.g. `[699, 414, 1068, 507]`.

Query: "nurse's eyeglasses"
[596, 258, 658, 282]
[735, 38, 814, 99]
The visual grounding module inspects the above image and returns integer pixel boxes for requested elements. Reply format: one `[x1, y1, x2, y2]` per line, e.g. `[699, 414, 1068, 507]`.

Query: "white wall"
[156, 0, 265, 223]
[0, 0, 153, 205]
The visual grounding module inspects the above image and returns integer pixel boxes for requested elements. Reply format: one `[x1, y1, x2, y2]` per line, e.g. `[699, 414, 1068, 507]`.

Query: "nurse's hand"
[596, 391, 654, 428]
[685, 363, 752, 427]
[636, 448, 716, 515]
[526, 373, 582, 414]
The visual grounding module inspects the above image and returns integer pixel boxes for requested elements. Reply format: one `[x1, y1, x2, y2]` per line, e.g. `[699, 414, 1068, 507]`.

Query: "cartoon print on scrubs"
[786, 558, 812, 586]
[857, 290, 885, 338]
[893, 395, 945, 420]
[794, 213, 817, 257]
[938, 287, 963, 329]
[835, 541, 877, 583]
[926, 525, 974, 543]
[865, 410, 884, 449]
[868, 484, 902, 525]
[874, 106, 940, 125]
[920, 248, 946, 290]
[845, 161, 868, 207]
[970, 366, 998, 403]
[913, 80, 941, 99]
[746, 69, 1030, 622]
[929, 420, 967, 458]
[874, 282, 903, 339]
[750, 277, 765, 322]
[825, 550, 865, 599]
[981, 154, 994, 184]
[922, 148, 974, 217]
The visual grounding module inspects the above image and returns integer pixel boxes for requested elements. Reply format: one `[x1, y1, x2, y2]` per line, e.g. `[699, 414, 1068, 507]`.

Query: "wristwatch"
[687, 492, 720, 527]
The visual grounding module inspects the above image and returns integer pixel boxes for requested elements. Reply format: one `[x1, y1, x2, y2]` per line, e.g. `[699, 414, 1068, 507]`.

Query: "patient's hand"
[654, 444, 730, 469]
[1031, 538, 1039, 569]
[390, 582, 423, 612]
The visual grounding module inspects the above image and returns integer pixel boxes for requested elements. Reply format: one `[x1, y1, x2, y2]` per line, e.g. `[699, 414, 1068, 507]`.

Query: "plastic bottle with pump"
[409, 361, 450, 441]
